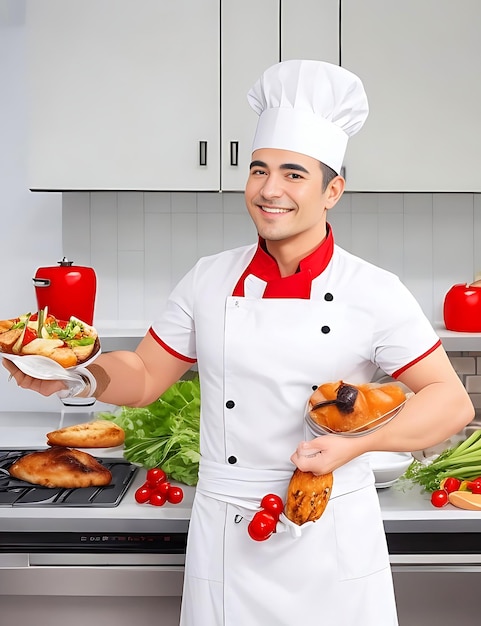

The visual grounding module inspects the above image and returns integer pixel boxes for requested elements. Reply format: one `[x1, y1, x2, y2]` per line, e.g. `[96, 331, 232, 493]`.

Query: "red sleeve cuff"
[148, 327, 197, 364]
[391, 339, 442, 378]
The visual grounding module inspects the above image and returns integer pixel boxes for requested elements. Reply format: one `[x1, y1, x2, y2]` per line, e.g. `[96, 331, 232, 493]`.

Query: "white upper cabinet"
[220, 0, 279, 192]
[341, 0, 481, 191]
[221, 0, 339, 191]
[32, 1, 481, 192]
[27, 0, 220, 191]
[27, 0, 339, 192]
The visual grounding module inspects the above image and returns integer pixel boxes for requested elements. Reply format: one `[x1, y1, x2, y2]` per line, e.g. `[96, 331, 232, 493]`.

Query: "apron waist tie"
[197, 457, 292, 511]
[197, 457, 375, 538]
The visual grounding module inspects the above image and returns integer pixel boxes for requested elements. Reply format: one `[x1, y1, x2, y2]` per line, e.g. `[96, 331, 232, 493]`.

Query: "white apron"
[180, 295, 398, 626]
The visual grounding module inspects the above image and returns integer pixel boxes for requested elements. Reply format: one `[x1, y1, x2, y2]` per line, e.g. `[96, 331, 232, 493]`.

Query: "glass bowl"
[305, 381, 412, 438]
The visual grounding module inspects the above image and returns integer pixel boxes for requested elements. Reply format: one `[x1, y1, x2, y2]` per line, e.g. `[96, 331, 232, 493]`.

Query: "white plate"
[1, 345, 101, 380]
[374, 479, 400, 489]
[366, 451, 413, 488]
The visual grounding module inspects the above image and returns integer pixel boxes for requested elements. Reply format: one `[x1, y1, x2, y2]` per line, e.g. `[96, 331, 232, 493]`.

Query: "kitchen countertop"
[1, 410, 481, 535]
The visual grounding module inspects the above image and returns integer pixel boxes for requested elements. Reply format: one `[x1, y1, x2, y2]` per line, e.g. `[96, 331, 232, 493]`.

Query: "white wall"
[0, 1, 62, 410]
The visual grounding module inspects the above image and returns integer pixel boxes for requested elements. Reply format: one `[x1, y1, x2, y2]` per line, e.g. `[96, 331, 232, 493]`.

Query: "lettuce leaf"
[97, 377, 201, 485]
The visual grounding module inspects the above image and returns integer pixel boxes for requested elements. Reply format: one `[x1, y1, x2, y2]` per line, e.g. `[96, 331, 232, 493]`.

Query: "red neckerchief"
[232, 225, 334, 299]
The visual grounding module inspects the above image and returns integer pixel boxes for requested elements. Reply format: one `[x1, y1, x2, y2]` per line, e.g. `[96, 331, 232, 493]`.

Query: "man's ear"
[325, 175, 345, 209]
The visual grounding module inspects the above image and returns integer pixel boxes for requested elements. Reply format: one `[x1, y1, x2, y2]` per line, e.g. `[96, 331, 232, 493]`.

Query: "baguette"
[448, 491, 481, 510]
[47, 420, 125, 448]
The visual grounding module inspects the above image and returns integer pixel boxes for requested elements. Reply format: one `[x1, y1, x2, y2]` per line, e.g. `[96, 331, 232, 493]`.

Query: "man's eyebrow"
[280, 163, 309, 174]
[250, 160, 267, 169]
[249, 160, 310, 174]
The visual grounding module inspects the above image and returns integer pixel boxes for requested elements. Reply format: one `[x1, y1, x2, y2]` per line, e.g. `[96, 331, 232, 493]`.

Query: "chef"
[4, 60, 474, 625]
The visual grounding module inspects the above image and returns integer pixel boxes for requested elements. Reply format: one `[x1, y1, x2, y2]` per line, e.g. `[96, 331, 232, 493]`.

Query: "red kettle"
[33, 258, 97, 325]
[443, 279, 481, 332]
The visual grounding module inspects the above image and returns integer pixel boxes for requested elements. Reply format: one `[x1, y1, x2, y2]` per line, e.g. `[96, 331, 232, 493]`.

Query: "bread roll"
[47, 420, 125, 448]
[9, 447, 112, 488]
[309, 380, 406, 433]
[284, 469, 333, 525]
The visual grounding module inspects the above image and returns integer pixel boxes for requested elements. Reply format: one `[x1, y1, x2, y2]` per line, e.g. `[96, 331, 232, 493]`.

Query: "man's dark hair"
[320, 162, 338, 192]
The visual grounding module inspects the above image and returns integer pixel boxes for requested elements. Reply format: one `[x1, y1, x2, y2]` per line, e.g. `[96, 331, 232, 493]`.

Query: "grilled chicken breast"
[9, 447, 112, 488]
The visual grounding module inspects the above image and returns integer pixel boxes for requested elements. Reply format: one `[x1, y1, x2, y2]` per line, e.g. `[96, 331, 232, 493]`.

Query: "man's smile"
[260, 205, 293, 214]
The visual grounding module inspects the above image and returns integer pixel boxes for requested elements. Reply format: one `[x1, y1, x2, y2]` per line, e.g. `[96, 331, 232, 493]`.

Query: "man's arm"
[292, 345, 475, 474]
[2, 332, 193, 408]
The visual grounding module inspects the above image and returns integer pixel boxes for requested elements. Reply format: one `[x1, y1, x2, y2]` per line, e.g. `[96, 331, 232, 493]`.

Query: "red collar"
[232, 225, 334, 298]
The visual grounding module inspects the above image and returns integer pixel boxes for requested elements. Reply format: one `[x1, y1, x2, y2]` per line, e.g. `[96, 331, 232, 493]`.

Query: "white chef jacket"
[151, 227, 440, 626]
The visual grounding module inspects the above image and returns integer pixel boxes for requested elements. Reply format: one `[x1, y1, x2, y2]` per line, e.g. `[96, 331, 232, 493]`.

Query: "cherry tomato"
[134, 484, 152, 504]
[167, 485, 184, 504]
[431, 489, 449, 508]
[247, 511, 277, 541]
[149, 492, 167, 506]
[260, 494, 284, 519]
[156, 481, 171, 496]
[467, 479, 481, 494]
[440, 477, 462, 494]
[146, 468, 167, 487]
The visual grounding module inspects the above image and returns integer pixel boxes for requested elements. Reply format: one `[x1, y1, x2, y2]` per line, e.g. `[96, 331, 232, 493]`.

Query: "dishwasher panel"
[392, 567, 481, 626]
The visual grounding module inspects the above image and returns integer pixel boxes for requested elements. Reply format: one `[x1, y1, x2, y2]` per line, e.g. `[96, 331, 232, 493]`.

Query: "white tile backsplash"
[63, 191, 481, 327]
[144, 213, 172, 320]
[118, 192, 144, 250]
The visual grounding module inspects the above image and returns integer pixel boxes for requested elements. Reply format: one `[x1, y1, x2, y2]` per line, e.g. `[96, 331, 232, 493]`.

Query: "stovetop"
[0, 450, 138, 507]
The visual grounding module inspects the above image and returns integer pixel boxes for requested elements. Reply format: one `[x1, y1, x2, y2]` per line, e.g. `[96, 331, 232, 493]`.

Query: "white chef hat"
[247, 59, 369, 173]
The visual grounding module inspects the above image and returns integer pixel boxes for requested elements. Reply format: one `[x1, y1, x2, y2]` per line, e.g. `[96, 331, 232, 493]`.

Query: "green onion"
[405, 430, 481, 492]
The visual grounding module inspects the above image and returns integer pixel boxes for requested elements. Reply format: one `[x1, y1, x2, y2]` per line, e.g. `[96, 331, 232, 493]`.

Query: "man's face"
[245, 148, 341, 253]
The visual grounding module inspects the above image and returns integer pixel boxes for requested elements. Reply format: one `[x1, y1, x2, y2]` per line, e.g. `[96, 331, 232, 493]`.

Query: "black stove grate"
[0, 450, 138, 507]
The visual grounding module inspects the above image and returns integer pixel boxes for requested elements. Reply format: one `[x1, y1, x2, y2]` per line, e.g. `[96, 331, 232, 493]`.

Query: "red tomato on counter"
[440, 477, 462, 494]
[149, 492, 167, 507]
[467, 479, 481, 494]
[134, 484, 152, 504]
[167, 486, 184, 504]
[431, 489, 449, 508]
[146, 468, 167, 487]
[156, 481, 171, 496]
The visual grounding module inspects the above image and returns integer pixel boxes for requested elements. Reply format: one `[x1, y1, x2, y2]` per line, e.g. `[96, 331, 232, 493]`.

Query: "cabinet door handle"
[230, 141, 239, 166]
[199, 141, 207, 166]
